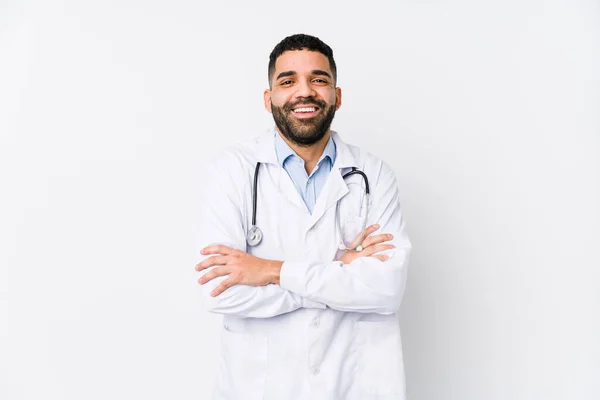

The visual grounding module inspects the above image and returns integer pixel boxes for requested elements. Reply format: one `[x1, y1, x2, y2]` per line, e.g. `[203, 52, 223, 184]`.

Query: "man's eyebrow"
[275, 70, 296, 81]
[312, 70, 332, 79]
[275, 70, 333, 81]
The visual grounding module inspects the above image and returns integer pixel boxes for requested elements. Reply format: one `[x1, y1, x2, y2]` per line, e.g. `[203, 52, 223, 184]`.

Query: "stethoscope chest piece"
[246, 225, 263, 247]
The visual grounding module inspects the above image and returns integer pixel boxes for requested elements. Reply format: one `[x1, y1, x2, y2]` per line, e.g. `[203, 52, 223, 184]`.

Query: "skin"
[196, 49, 394, 297]
[264, 50, 342, 175]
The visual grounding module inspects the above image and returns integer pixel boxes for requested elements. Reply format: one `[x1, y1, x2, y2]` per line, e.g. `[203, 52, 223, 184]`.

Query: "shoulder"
[210, 138, 259, 168]
[205, 135, 261, 179]
[338, 137, 403, 207]
[338, 136, 397, 185]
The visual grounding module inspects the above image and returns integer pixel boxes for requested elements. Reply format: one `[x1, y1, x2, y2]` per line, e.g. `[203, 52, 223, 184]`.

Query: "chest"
[242, 164, 369, 263]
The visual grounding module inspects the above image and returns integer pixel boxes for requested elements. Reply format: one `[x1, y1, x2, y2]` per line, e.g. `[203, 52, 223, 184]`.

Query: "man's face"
[264, 50, 342, 146]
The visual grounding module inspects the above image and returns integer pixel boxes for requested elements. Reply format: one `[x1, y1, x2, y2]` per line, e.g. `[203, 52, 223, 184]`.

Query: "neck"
[277, 129, 331, 175]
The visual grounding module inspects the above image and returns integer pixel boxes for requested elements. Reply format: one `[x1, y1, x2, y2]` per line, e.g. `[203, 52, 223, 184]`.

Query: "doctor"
[195, 34, 411, 400]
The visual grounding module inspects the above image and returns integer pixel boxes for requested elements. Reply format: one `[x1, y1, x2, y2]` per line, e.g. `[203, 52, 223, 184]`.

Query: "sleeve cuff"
[280, 261, 334, 310]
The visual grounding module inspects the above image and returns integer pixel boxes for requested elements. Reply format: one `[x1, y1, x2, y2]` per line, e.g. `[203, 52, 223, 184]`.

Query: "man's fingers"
[362, 243, 395, 257]
[201, 245, 237, 256]
[361, 233, 394, 249]
[195, 255, 229, 271]
[348, 231, 362, 249]
[210, 276, 237, 297]
[372, 254, 390, 262]
[198, 266, 231, 285]
[348, 224, 380, 249]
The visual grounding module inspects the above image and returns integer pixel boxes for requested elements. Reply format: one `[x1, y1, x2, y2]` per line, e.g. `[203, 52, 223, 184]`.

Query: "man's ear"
[335, 87, 342, 111]
[264, 90, 272, 113]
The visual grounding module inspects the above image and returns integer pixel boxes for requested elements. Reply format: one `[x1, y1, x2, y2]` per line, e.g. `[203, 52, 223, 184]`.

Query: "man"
[195, 34, 411, 400]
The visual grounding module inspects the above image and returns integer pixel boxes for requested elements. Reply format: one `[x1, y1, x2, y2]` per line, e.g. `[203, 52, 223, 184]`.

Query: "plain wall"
[1, 0, 598, 399]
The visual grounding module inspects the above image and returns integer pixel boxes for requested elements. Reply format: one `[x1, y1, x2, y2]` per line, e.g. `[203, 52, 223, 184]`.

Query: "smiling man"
[267, 48, 339, 149]
[195, 34, 412, 400]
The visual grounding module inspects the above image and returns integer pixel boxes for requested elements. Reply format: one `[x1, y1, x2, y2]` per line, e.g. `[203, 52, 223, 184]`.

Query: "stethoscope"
[246, 162, 370, 251]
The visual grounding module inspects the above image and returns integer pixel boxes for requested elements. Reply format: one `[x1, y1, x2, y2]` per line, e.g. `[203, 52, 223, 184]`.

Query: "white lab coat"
[196, 130, 412, 400]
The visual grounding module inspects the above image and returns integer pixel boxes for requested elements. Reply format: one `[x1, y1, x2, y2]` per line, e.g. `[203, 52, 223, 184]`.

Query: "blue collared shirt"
[274, 131, 337, 214]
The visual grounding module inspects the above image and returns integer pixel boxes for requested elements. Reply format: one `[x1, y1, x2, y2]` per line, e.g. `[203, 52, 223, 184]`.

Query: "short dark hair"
[268, 34, 337, 87]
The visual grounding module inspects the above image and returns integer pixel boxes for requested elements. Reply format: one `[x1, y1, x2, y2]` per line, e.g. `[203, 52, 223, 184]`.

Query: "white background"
[1, 0, 598, 399]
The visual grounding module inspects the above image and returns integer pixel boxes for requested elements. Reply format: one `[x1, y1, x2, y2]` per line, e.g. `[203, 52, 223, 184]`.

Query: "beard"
[271, 97, 337, 147]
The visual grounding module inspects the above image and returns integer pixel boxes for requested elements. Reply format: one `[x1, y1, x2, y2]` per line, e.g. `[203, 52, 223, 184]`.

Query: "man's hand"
[195, 245, 283, 297]
[340, 224, 395, 264]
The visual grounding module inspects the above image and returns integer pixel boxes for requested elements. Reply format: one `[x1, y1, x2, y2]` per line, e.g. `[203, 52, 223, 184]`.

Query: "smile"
[291, 105, 320, 118]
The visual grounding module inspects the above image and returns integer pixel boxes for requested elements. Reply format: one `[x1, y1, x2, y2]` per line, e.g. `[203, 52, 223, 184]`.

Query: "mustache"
[283, 98, 327, 111]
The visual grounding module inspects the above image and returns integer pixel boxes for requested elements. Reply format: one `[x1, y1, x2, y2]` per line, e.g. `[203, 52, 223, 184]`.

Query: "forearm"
[278, 241, 411, 315]
[198, 265, 326, 318]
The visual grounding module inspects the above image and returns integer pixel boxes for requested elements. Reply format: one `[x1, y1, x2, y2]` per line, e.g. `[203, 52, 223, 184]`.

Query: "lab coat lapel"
[307, 131, 359, 230]
[277, 168, 307, 211]
[307, 169, 348, 229]
[255, 129, 307, 212]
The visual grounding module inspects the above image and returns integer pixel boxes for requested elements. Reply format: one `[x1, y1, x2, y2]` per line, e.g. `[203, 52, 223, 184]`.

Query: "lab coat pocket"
[356, 319, 405, 396]
[216, 326, 268, 399]
[341, 214, 363, 247]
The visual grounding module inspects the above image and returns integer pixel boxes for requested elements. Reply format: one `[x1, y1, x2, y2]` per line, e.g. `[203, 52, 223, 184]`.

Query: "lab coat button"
[311, 366, 320, 375]
[223, 324, 229, 330]
[311, 318, 320, 328]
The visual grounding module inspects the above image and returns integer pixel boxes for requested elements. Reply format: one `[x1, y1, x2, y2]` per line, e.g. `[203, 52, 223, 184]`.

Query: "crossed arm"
[194, 161, 411, 319]
[196, 224, 394, 296]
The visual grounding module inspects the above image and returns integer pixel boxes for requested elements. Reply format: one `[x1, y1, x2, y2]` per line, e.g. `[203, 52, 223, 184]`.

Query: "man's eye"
[280, 80, 293, 86]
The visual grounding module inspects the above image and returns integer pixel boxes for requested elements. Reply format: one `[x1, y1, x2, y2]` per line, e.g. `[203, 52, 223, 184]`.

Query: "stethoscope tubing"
[252, 162, 261, 226]
[247, 163, 369, 250]
[342, 167, 369, 194]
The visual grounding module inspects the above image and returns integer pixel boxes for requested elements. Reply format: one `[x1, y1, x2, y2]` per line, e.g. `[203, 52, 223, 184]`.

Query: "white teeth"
[294, 107, 316, 113]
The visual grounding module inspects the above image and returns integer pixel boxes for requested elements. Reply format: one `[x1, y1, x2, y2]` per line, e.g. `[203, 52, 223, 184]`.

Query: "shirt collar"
[255, 127, 357, 170]
[274, 130, 337, 168]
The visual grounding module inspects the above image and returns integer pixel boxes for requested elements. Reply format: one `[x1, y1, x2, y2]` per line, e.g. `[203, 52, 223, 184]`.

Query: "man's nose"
[294, 78, 316, 98]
